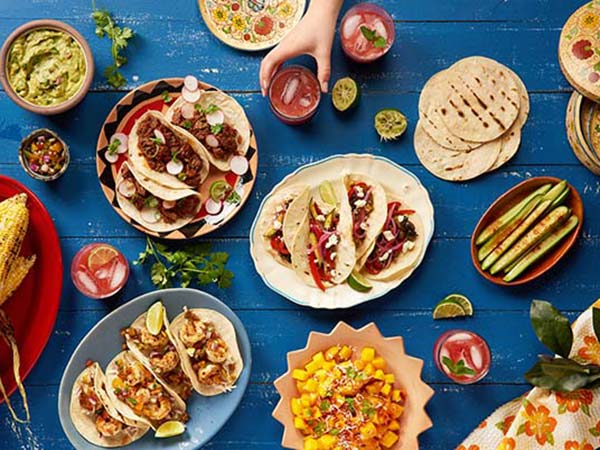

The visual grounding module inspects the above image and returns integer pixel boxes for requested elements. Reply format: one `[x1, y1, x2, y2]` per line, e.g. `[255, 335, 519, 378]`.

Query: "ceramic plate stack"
[414, 56, 529, 182]
[560, 2, 600, 175]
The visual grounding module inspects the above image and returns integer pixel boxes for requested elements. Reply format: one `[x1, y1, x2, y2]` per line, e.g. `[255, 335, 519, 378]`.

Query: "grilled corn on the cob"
[0, 194, 30, 292]
[0, 255, 36, 306]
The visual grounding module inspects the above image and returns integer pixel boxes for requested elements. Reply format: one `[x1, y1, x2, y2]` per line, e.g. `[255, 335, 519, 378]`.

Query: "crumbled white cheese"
[382, 230, 395, 241]
[397, 215, 406, 223]
[354, 199, 367, 208]
[379, 250, 391, 262]
[330, 252, 337, 260]
[325, 234, 339, 249]
[273, 219, 282, 230]
[359, 222, 368, 231]
[275, 205, 284, 213]
[355, 185, 365, 197]
[316, 214, 326, 222]
[402, 241, 415, 253]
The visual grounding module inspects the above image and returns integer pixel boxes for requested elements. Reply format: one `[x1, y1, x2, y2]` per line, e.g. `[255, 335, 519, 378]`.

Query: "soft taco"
[70, 362, 149, 447]
[116, 162, 202, 233]
[105, 351, 188, 430]
[165, 90, 251, 172]
[344, 174, 387, 261]
[121, 302, 193, 401]
[128, 110, 210, 191]
[358, 197, 424, 281]
[258, 185, 310, 267]
[290, 180, 356, 291]
[169, 308, 243, 396]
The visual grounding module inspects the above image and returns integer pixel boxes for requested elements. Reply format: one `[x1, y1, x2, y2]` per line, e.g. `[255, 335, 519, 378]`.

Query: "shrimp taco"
[169, 308, 243, 396]
[344, 174, 387, 260]
[289, 180, 356, 291]
[258, 185, 310, 267]
[121, 302, 193, 401]
[128, 111, 210, 191]
[358, 197, 424, 281]
[116, 162, 202, 233]
[70, 362, 149, 447]
[165, 90, 251, 172]
[105, 351, 188, 430]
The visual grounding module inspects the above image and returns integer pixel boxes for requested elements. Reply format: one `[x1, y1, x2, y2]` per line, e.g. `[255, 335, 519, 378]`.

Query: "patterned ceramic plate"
[96, 78, 258, 240]
[198, 0, 306, 51]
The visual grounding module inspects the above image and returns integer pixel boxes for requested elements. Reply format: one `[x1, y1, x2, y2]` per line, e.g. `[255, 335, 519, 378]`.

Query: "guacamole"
[7, 29, 86, 106]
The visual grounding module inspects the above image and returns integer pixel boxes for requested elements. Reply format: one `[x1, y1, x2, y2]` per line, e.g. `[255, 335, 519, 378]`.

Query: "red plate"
[0, 176, 62, 403]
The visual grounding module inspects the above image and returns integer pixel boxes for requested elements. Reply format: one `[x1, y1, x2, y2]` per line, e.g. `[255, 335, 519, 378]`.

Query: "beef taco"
[128, 111, 210, 191]
[116, 162, 201, 233]
[121, 302, 193, 401]
[344, 174, 387, 261]
[358, 197, 424, 281]
[290, 180, 356, 291]
[70, 362, 149, 447]
[258, 185, 310, 267]
[105, 351, 188, 430]
[165, 90, 251, 172]
[169, 308, 243, 396]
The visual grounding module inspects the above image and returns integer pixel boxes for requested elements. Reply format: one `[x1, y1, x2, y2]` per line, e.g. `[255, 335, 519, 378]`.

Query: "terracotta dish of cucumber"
[471, 177, 583, 285]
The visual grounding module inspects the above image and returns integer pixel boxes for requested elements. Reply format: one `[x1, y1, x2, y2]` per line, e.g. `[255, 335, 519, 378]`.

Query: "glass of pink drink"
[340, 3, 395, 63]
[268, 65, 321, 125]
[434, 330, 491, 384]
[71, 243, 129, 299]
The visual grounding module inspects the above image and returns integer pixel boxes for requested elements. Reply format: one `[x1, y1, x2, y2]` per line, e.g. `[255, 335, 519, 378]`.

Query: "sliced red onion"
[230, 155, 248, 175]
[166, 159, 183, 175]
[105, 151, 119, 164]
[183, 75, 199, 92]
[110, 133, 129, 154]
[162, 200, 176, 210]
[205, 198, 223, 215]
[153, 129, 165, 143]
[117, 180, 136, 198]
[181, 103, 196, 120]
[205, 134, 220, 148]
[206, 109, 224, 126]
[141, 207, 160, 223]
[182, 87, 201, 103]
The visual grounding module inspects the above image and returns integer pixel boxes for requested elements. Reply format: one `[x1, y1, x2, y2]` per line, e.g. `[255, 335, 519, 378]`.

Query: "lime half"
[332, 77, 360, 112]
[374, 108, 408, 141]
[155, 420, 186, 438]
[146, 301, 165, 335]
[319, 181, 337, 206]
[347, 271, 373, 293]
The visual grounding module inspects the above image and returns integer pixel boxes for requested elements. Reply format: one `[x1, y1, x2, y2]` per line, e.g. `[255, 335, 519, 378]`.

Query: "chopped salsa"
[21, 131, 67, 178]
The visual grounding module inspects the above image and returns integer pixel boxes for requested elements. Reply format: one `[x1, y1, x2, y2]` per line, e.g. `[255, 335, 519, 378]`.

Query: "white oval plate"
[249, 154, 435, 309]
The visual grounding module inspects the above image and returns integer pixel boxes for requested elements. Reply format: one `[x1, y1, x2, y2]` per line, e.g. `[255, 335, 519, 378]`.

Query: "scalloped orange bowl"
[272, 322, 434, 449]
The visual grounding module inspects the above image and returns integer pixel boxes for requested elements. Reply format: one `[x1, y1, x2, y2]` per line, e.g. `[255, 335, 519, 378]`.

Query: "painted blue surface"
[0, 1, 597, 449]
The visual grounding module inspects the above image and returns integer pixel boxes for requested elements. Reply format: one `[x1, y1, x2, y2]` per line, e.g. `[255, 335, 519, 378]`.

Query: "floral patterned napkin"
[458, 302, 600, 450]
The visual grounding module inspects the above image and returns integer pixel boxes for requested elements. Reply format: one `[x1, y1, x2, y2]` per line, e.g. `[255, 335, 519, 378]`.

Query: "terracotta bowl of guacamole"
[0, 20, 94, 115]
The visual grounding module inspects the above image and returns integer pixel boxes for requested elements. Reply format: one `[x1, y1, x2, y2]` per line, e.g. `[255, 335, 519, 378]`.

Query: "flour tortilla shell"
[490, 127, 522, 171]
[414, 122, 500, 181]
[439, 57, 521, 142]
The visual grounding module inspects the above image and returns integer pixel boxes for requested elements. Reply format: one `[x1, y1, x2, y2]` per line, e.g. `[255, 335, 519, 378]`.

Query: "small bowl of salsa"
[19, 128, 70, 181]
[0, 20, 94, 115]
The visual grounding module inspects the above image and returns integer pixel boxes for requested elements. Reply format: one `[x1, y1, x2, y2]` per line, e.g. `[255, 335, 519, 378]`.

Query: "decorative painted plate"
[559, 1, 600, 102]
[58, 288, 252, 450]
[0, 176, 62, 403]
[96, 78, 258, 240]
[249, 154, 435, 310]
[198, 0, 306, 51]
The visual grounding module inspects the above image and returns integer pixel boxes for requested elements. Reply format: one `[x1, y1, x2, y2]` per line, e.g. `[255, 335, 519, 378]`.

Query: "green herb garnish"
[126, 397, 137, 406]
[144, 196, 159, 208]
[210, 124, 224, 135]
[441, 357, 476, 377]
[226, 191, 241, 205]
[344, 397, 355, 414]
[107, 139, 120, 155]
[134, 237, 234, 289]
[361, 400, 376, 418]
[360, 26, 387, 49]
[161, 90, 173, 103]
[182, 120, 193, 130]
[319, 400, 330, 412]
[314, 422, 325, 436]
[150, 137, 164, 146]
[204, 104, 219, 114]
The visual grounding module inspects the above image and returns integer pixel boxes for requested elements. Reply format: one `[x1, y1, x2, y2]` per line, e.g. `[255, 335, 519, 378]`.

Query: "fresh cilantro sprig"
[107, 138, 120, 155]
[134, 238, 234, 289]
[442, 357, 476, 377]
[161, 90, 173, 103]
[360, 26, 387, 49]
[91, 2, 135, 88]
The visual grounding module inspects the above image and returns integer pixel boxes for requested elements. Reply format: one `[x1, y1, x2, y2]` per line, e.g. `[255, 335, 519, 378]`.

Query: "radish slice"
[181, 103, 196, 120]
[182, 88, 201, 103]
[184, 75, 199, 92]
[141, 207, 160, 223]
[206, 109, 224, 126]
[205, 198, 223, 215]
[153, 129, 165, 143]
[205, 134, 220, 147]
[117, 180, 136, 198]
[162, 200, 177, 209]
[110, 133, 129, 154]
[167, 159, 183, 175]
[105, 150, 119, 163]
[230, 155, 249, 175]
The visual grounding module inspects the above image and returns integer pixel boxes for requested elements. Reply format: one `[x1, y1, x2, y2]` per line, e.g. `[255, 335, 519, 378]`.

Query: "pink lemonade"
[340, 3, 395, 63]
[434, 330, 491, 384]
[71, 243, 129, 299]
[268, 65, 321, 125]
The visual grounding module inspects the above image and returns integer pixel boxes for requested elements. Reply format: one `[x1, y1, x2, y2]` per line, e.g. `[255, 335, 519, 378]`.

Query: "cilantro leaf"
[442, 356, 476, 377]
[373, 36, 387, 48]
[360, 26, 376, 41]
[211, 124, 224, 135]
[161, 90, 173, 103]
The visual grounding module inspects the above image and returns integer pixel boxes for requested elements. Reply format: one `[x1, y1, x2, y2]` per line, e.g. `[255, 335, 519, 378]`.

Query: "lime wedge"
[347, 271, 373, 293]
[155, 420, 186, 438]
[209, 180, 231, 202]
[332, 77, 360, 112]
[374, 108, 408, 141]
[146, 301, 165, 336]
[319, 181, 337, 206]
[433, 302, 466, 320]
[439, 293, 474, 316]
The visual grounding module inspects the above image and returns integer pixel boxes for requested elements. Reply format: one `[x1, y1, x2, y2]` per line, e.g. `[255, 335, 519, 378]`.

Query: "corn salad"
[291, 345, 406, 450]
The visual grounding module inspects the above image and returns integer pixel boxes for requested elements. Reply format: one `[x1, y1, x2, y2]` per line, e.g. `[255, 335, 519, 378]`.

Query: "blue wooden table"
[0, 1, 597, 448]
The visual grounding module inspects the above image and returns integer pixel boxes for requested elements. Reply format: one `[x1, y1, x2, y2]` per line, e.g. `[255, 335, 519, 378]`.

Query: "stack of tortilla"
[414, 56, 529, 182]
